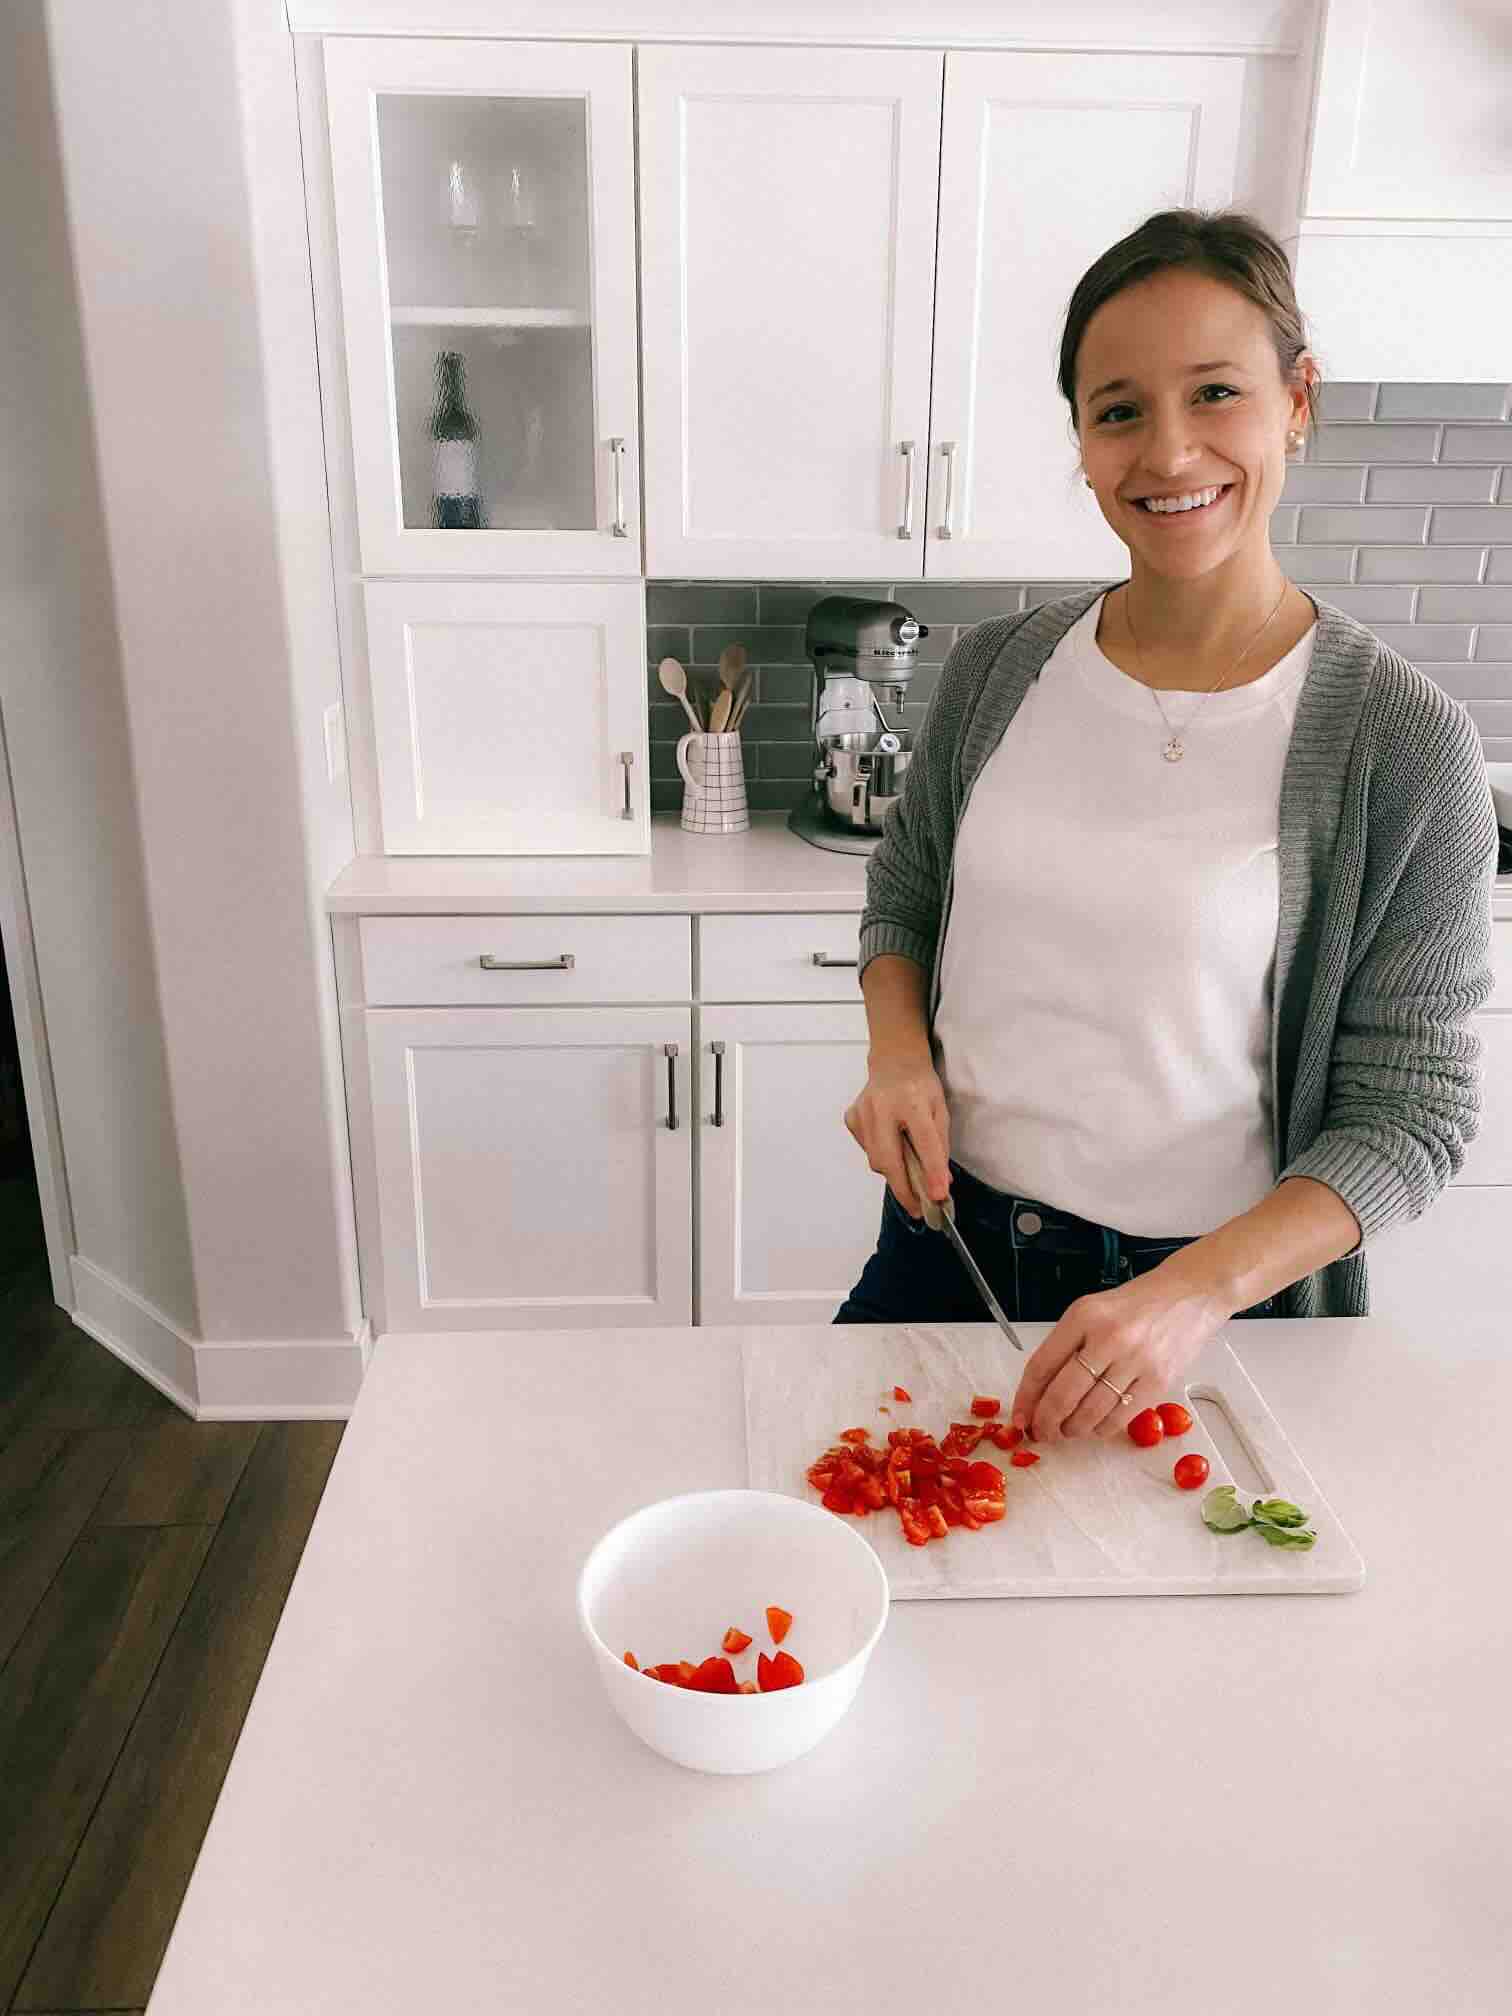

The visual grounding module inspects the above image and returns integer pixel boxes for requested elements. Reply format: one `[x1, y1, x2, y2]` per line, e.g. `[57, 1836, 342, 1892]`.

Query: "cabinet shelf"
[390, 306, 589, 329]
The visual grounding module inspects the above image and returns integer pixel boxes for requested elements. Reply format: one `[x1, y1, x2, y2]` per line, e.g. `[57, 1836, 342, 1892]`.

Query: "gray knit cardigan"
[858, 581, 1500, 1317]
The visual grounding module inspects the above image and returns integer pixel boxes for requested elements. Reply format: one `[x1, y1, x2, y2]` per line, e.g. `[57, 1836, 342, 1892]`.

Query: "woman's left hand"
[1008, 1255, 1236, 1443]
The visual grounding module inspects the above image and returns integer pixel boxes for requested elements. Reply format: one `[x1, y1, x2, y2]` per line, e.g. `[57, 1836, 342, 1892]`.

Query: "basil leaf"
[1201, 1485, 1253, 1534]
[1253, 1518, 1317, 1550]
[1252, 1497, 1310, 1529]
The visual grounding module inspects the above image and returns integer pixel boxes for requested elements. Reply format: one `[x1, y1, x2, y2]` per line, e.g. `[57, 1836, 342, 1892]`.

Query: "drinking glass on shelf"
[444, 154, 484, 306]
[498, 161, 540, 304]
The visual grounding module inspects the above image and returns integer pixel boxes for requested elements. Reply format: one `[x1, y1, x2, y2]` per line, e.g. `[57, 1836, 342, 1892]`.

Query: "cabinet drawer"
[358, 915, 691, 1006]
[699, 913, 863, 1002]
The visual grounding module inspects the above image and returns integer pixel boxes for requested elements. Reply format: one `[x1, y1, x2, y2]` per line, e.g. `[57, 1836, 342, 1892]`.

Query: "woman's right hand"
[843, 1049, 952, 1218]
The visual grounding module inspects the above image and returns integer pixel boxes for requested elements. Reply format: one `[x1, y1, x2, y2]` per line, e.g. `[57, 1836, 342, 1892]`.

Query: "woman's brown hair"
[1057, 207, 1323, 461]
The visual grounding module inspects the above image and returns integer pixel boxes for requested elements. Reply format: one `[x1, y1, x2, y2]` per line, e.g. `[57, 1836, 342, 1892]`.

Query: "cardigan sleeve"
[1277, 699, 1499, 1252]
[856, 613, 1027, 983]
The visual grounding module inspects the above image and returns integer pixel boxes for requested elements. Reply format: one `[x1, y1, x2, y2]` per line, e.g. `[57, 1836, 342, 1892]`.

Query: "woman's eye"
[1095, 386, 1238, 425]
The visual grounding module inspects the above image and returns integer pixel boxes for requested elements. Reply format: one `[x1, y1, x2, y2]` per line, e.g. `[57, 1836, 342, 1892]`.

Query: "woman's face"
[1075, 267, 1315, 578]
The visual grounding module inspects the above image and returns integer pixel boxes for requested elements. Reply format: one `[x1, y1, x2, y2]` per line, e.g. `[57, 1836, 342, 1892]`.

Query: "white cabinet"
[360, 1003, 693, 1331]
[1291, 0, 1512, 381]
[637, 45, 943, 580]
[323, 36, 641, 575]
[698, 1005, 881, 1328]
[362, 578, 650, 854]
[929, 51, 1245, 580]
[638, 45, 1248, 580]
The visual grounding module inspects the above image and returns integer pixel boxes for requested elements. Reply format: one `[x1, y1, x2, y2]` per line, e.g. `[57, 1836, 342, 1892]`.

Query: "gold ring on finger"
[1075, 1347, 1135, 1406]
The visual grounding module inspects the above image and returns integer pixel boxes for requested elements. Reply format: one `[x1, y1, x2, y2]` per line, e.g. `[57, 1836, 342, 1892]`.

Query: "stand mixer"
[786, 595, 930, 855]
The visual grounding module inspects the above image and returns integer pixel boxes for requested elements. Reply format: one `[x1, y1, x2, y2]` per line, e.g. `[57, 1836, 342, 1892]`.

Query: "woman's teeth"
[1139, 484, 1230, 515]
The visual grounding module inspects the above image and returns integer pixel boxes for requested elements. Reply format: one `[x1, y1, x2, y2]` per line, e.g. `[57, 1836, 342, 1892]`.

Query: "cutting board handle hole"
[1188, 1387, 1273, 1496]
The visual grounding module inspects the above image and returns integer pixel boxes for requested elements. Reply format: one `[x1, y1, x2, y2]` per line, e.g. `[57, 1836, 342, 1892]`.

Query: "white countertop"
[326, 815, 1512, 918]
[144, 1314, 1512, 2016]
[326, 814, 870, 914]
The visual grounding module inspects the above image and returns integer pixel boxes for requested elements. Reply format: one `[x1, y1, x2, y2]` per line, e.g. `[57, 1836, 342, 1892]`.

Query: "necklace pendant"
[1162, 737, 1184, 763]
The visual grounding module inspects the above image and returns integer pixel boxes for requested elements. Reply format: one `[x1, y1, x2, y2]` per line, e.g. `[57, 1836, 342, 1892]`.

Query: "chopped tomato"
[840, 1427, 871, 1445]
[1156, 1402, 1194, 1438]
[766, 1606, 793, 1645]
[688, 1655, 740, 1694]
[1173, 1453, 1210, 1491]
[1009, 1449, 1040, 1468]
[965, 1459, 1005, 1492]
[893, 1385, 912, 1402]
[1127, 1407, 1165, 1449]
[987, 1422, 1025, 1450]
[722, 1627, 752, 1655]
[740, 1681, 759, 1694]
[676, 1660, 698, 1685]
[623, 1651, 639, 1670]
[970, 1395, 1002, 1418]
[757, 1649, 804, 1691]
[649, 1663, 685, 1685]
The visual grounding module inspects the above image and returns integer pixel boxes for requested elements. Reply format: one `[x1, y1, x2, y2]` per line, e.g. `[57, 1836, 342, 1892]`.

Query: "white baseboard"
[68, 1254, 369, 1420]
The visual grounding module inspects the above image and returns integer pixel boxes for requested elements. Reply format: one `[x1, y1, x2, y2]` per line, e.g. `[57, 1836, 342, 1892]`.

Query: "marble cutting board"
[742, 1322, 1365, 1598]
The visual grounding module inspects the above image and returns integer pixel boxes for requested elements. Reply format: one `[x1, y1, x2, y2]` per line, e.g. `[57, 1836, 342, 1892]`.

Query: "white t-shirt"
[933, 589, 1317, 1237]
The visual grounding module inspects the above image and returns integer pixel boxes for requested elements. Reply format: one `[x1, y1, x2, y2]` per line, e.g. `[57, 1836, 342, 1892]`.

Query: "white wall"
[40, 0, 364, 1357]
[0, 2, 199, 1334]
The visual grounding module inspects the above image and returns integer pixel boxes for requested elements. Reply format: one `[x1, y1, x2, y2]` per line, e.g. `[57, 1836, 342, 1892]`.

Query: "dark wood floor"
[0, 1168, 344, 2014]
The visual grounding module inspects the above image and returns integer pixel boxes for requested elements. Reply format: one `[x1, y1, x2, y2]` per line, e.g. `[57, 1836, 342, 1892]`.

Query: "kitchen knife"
[899, 1136, 1025, 1355]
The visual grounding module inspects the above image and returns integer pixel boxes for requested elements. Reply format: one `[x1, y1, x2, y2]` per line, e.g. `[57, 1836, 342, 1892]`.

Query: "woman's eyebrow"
[1086, 361, 1247, 403]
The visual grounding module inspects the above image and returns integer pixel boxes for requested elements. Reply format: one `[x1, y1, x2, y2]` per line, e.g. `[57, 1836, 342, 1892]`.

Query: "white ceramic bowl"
[577, 1489, 890, 1774]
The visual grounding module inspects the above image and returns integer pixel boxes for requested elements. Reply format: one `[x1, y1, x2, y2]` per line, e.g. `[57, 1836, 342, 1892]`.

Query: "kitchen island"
[143, 1313, 1509, 2015]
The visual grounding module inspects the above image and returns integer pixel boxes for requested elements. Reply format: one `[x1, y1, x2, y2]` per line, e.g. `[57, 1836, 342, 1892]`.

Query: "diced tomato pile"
[806, 1392, 1030, 1549]
[624, 1607, 804, 1693]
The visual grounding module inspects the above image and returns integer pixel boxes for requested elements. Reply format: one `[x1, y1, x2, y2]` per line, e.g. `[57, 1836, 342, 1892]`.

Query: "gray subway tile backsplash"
[646, 380, 1512, 809]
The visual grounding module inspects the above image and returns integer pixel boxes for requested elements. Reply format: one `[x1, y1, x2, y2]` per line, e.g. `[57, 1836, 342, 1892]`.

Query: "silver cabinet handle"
[896, 439, 915, 540]
[619, 749, 634, 820]
[664, 1042, 679, 1130]
[711, 1040, 725, 1127]
[812, 952, 859, 968]
[936, 440, 957, 540]
[609, 436, 628, 538]
[479, 953, 575, 971]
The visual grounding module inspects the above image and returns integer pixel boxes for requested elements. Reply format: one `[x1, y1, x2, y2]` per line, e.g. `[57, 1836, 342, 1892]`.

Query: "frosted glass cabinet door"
[927, 50, 1244, 579]
[362, 578, 650, 855]
[323, 38, 640, 576]
[637, 45, 942, 580]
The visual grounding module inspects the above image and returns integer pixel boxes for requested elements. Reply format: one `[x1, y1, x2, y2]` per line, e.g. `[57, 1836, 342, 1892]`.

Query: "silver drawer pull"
[711, 1040, 725, 1127]
[896, 439, 915, 541]
[479, 953, 575, 971]
[812, 952, 859, 968]
[619, 749, 634, 820]
[664, 1042, 679, 1130]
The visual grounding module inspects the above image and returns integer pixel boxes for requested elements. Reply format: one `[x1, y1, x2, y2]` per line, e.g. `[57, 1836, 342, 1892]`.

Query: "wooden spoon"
[657, 656, 703, 734]
[717, 642, 746, 704]
[725, 666, 755, 731]
[709, 687, 734, 733]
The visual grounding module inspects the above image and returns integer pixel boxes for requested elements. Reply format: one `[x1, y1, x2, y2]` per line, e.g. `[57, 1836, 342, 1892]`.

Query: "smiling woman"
[836, 206, 1499, 1443]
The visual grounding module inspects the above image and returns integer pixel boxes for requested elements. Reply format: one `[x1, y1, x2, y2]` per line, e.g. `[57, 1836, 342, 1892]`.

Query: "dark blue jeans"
[834, 1159, 1283, 1325]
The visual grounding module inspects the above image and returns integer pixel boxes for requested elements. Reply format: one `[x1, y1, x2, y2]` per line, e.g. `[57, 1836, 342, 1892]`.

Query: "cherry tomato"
[1127, 1407, 1165, 1448]
[1173, 1453, 1210, 1491]
[970, 1395, 1002, 1418]
[1157, 1402, 1193, 1438]
[766, 1606, 793, 1645]
[722, 1627, 752, 1655]
[1009, 1449, 1040, 1468]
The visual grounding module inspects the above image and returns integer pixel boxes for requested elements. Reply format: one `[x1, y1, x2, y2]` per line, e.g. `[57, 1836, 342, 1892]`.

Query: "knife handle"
[899, 1135, 947, 1233]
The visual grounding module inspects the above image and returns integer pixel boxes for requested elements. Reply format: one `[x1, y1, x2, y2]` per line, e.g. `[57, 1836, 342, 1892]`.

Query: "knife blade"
[900, 1136, 1025, 1356]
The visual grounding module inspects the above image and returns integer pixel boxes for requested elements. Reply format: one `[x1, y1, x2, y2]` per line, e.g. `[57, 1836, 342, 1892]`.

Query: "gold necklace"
[1124, 580, 1290, 763]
